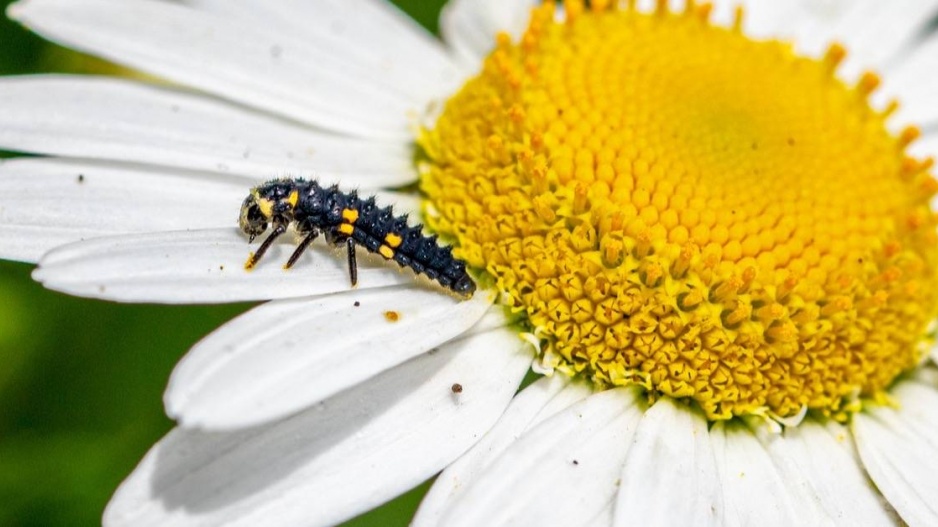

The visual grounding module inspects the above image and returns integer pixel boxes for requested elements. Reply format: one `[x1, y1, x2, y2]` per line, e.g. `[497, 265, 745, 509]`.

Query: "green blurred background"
[0, 0, 445, 525]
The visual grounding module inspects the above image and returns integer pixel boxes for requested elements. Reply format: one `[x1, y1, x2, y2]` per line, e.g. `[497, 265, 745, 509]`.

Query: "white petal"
[878, 33, 938, 130]
[33, 225, 435, 303]
[413, 375, 593, 527]
[0, 157, 243, 263]
[727, 1, 800, 36]
[825, 0, 938, 80]
[912, 132, 938, 162]
[440, 0, 535, 68]
[774, 420, 896, 524]
[373, 190, 421, 217]
[0, 76, 415, 187]
[8, 0, 417, 139]
[587, 506, 614, 527]
[185, 0, 465, 102]
[913, 365, 938, 387]
[853, 380, 938, 526]
[614, 398, 723, 527]
[165, 286, 496, 429]
[104, 322, 532, 527]
[440, 388, 645, 527]
[734, 0, 833, 44]
[711, 421, 833, 527]
[661, 0, 873, 66]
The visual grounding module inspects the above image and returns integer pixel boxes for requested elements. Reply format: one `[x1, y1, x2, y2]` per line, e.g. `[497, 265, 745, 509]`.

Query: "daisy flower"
[3, 0, 938, 525]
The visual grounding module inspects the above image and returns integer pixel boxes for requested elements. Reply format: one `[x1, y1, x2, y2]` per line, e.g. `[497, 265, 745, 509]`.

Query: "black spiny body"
[238, 178, 476, 297]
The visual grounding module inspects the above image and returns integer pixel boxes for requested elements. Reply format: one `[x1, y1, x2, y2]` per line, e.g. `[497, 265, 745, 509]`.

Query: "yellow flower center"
[419, 1, 938, 421]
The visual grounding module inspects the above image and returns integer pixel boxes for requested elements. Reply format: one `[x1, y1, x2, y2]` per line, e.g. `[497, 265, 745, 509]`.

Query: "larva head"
[239, 180, 300, 240]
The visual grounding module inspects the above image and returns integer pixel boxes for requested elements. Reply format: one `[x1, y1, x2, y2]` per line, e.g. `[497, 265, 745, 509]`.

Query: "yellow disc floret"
[419, 1, 938, 421]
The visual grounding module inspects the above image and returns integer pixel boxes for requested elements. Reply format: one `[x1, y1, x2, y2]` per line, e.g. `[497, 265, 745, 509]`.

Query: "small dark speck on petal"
[270, 45, 282, 59]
